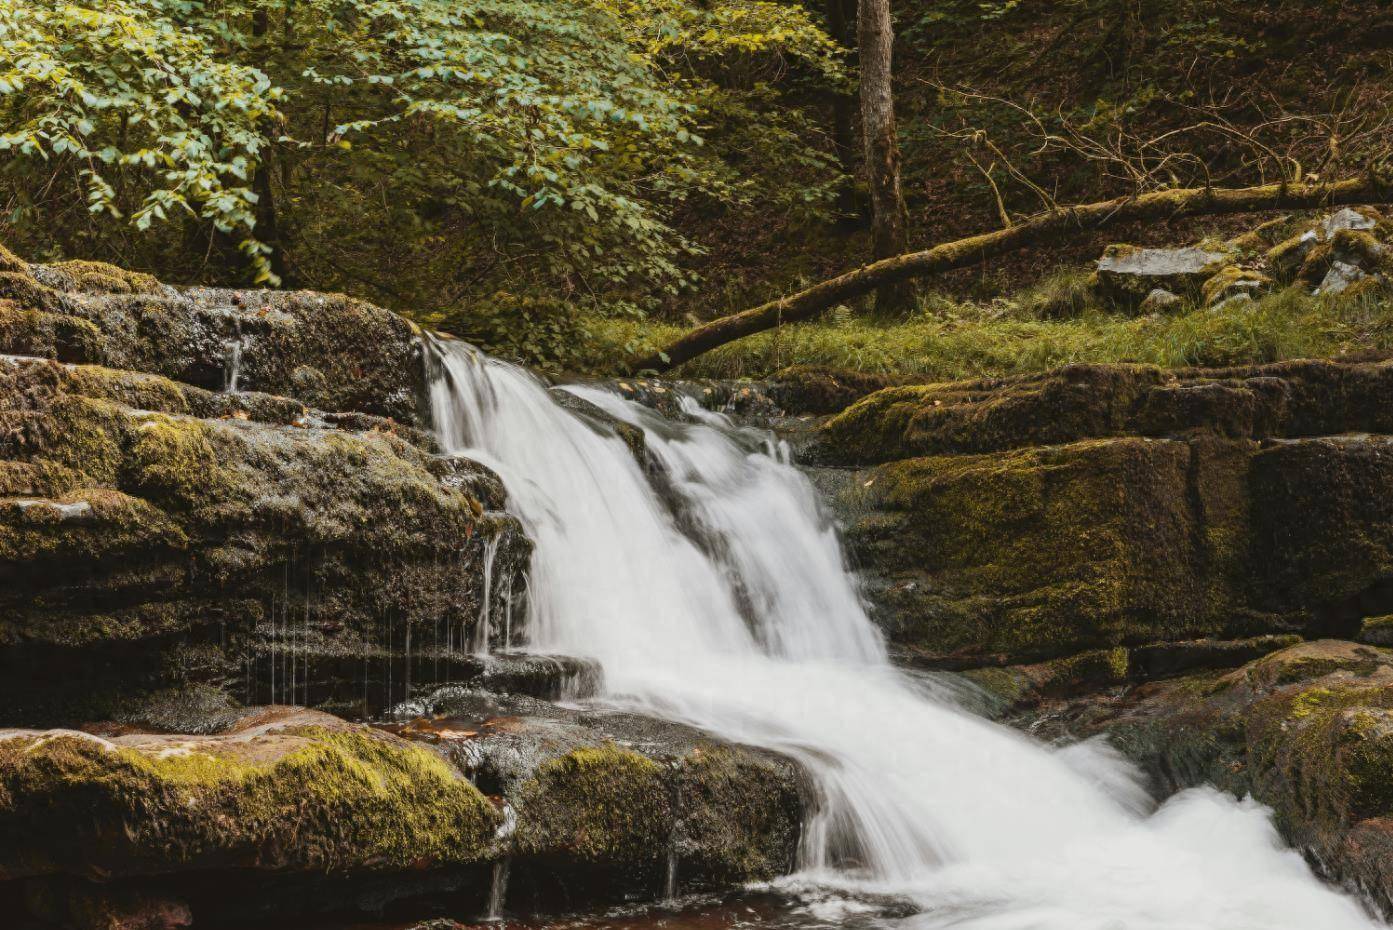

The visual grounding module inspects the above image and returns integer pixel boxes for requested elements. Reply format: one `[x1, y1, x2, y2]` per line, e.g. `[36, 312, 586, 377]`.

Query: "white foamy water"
[426, 337, 1381, 930]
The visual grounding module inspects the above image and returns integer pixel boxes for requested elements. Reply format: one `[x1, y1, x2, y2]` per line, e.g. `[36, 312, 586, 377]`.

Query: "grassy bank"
[579, 280, 1393, 381]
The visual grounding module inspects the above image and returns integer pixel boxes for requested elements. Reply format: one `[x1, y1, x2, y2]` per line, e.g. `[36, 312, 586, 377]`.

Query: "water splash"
[425, 336, 1382, 930]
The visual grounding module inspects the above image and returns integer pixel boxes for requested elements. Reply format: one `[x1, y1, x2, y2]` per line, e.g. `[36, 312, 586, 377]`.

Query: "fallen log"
[630, 174, 1393, 373]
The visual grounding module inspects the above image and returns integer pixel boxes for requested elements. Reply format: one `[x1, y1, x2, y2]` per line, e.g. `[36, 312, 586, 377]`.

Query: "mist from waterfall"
[425, 336, 1381, 930]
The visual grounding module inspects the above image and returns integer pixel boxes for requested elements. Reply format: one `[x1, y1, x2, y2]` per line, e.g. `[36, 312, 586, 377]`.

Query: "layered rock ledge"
[810, 359, 1393, 667]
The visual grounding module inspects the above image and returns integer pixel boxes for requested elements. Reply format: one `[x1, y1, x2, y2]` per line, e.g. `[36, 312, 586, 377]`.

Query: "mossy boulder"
[514, 745, 670, 865]
[1094, 243, 1232, 306]
[0, 245, 425, 423]
[0, 710, 500, 881]
[817, 359, 1393, 663]
[394, 688, 804, 894]
[1201, 265, 1272, 307]
[840, 437, 1254, 663]
[816, 358, 1393, 466]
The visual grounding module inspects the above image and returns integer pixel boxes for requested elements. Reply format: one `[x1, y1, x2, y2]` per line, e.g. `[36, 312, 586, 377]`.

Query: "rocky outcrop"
[388, 688, 802, 902]
[1006, 641, 1393, 913]
[811, 359, 1393, 666]
[0, 247, 811, 927]
[3, 248, 425, 422]
[0, 251, 531, 725]
[1094, 244, 1232, 304]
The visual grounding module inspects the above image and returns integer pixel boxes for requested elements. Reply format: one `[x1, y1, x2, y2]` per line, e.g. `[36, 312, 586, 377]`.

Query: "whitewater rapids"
[426, 336, 1382, 930]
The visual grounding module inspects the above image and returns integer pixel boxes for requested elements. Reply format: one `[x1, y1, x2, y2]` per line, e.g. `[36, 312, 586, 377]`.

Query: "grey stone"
[1315, 260, 1368, 296]
[1138, 288, 1183, 312]
[1321, 207, 1378, 239]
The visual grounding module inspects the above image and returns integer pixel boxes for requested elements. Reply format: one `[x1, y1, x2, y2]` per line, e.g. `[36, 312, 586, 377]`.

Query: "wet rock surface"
[0, 248, 533, 726]
[384, 687, 804, 904]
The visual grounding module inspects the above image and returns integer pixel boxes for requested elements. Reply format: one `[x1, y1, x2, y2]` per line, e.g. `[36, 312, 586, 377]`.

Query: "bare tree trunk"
[858, 0, 912, 315]
[628, 175, 1392, 373]
[826, 0, 861, 224]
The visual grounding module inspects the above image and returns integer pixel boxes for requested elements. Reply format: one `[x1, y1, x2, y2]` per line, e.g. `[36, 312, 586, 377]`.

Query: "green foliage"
[0, 0, 280, 279]
[1, 0, 843, 364]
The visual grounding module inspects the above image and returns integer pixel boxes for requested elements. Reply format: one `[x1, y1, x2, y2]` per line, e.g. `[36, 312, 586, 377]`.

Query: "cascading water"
[426, 336, 1382, 930]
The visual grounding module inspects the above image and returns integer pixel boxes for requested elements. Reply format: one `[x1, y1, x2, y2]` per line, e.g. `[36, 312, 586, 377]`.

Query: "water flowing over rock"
[1, 248, 1389, 928]
[419, 336, 1381, 929]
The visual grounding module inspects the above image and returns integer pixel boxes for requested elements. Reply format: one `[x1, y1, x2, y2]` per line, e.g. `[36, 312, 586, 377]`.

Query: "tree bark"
[826, 0, 861, 224]
[629, 175, 1392, 373]
[857, 0, 912, 315]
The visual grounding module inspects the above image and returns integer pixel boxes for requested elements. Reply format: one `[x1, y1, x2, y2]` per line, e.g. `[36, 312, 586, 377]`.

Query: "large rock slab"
[0, 709, 500, 882]
[0, 696, 806, 925]
[387, 687, 804, 898]
[815, 359, 1393, 466]
[1094, 244, 1231, 305]
[2, 249, 424, 423]
[0, 245, 533, 726]
[811, 360, 1393, 665]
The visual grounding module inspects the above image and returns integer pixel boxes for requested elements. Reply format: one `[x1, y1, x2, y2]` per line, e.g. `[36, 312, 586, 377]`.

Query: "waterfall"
[425, 336, 1381, 930]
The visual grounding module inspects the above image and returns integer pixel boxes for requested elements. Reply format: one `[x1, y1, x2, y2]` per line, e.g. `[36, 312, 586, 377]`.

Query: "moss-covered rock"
[816, 358, 1393, 466]
[0, 354, 528, 724]
[816, 358, 1393, 663]
[39, 260, 163, 296]
[395, 688, 805, 893]
[1094, 243, 1232, 305]
[0, 711, 500, 880]
[0, 244, 426, 423]
[1201, 265, 1272, 307]
[515, 745, 669, 865]
[839, 436, 1261, 663]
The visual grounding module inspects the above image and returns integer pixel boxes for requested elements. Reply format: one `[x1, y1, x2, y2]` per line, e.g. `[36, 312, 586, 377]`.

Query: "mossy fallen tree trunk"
[631, 174, 1393, 373]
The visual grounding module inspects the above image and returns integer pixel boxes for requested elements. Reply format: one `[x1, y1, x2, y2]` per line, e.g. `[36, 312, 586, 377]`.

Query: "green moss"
[0, 488, 186, 568]
[0, 726, 499, 877]
[48, 260, 161, 295]
[1297, 229, 1390, 285]
[66, 365, 192, 416]
[128, 414, 237, 510]
[847, 437, 1211, 661]
[1202, 266, 1271, 307]
[514, 744, 669, 864]
[0, 302, 103, 361]
[0, 242, 27, 274]
[0, 270, 58, 311]
[675, 745, 800, 883]
[36, 394, 128, 484]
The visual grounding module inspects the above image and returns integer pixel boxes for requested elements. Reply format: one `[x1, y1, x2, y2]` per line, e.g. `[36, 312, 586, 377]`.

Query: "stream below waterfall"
[419, 336, 1385, 930]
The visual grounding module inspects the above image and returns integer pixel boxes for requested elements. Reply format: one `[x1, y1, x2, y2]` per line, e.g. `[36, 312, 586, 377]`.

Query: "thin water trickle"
[223, 337, 244, 393]
[476, 535, 502, 654]
[425, 335, 1384, 930]
[663, 841, 679, 903]
[487, 856, 511, 921]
